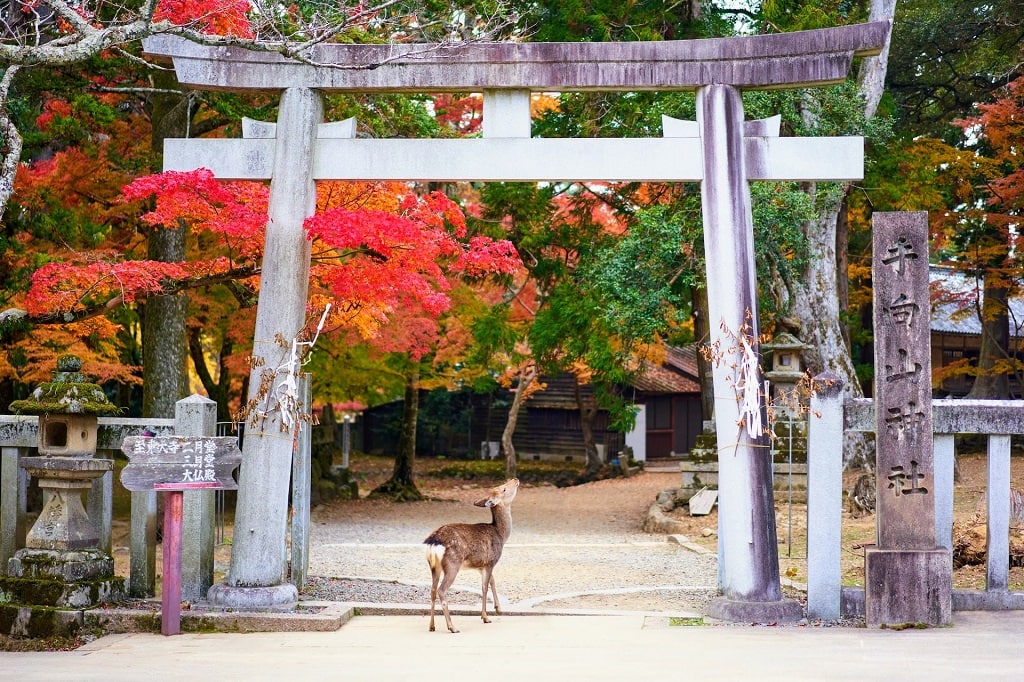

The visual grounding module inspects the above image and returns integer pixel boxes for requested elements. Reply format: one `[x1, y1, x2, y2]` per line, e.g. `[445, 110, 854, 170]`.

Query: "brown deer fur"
[424, 478, 519, 633]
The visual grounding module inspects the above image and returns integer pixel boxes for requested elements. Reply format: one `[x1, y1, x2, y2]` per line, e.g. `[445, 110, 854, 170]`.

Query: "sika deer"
[424, 478, 519, 633]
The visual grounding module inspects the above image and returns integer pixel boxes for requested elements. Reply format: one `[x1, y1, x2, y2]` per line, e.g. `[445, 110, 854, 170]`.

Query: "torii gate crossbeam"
[144, 22, 888, 623]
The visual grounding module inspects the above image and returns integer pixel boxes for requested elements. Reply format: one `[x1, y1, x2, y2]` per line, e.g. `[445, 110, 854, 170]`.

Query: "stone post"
[207, 87, 323, 608]
[866, 211, 951, 626]
[986, 434, 1011, 591]
[0, 445, 26, 569]
[176, 394, 217, 602]
[87, 462, 113, 554]
[290, 374, 311, 589]
[697, 84, 800, 623]
[806, 372, 844, 620]
[129, 488, 157, 597]
[933, 434, 955, 549]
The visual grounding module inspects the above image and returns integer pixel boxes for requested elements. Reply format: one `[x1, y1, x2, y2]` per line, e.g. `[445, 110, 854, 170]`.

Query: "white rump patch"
[425, 543, 446, 567]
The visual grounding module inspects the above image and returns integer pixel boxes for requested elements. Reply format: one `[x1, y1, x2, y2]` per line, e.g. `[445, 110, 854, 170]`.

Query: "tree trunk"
[574, 374, 603, 474]
[141, 68, 191, 419]
[779, 203, 863, 383]
[372, 368, 425, 501]
[835, 186, 853, 350]
[857, 0, 897, 121]
[501, 364, 537, 479]
[778, 0, 897, 467]
[692, 285, 714, 422]
[141, 238, 188, 418]
[966, 280, 1012, 399]
[188, 327, 234, 421]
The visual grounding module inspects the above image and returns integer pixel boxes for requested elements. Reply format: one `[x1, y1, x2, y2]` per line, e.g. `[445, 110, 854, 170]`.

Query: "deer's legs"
[437, 562, 461, 633]
[488, 572, 501, 615]
[479, 567, 495, 623]
[428, 561, 443, 632]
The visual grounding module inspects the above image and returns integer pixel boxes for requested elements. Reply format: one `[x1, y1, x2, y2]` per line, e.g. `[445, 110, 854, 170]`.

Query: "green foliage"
[887, 0, 1024, 138]
[425, 457, 578, 483]
[534, 91, 696, 139]
[743, 82, 893, 145]
[750, 182, 815, 308]
[305, 341, 408, 407]
[526, 0, 708, 42]
[760, 0, 866, 31]
[324, 93, 441, 140]
[581, 206, 692, 340]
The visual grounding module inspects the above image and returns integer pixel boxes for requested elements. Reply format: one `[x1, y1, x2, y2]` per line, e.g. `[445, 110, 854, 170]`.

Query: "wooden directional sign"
[120, 436, 242, 491]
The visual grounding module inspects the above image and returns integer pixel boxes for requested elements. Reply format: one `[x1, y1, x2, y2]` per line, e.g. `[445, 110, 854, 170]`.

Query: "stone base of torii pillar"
[706, 596, 803, 624]
[206, 582, 298, 610]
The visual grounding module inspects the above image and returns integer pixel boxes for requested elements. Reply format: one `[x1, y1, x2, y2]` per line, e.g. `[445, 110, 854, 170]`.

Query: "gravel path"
[302, 471, 720, 614]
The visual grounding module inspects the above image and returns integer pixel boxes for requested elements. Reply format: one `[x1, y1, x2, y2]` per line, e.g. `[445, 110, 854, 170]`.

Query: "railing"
[0, 416, 175, 572]
[2, 388, 314, 602]
[807, 384, 1024, 619]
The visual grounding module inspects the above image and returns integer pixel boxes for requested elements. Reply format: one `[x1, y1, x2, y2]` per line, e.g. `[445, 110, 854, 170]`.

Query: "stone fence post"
[0, 444, 28, 569]
[806, 372, 844, 620]
[177, 394, 218, 602]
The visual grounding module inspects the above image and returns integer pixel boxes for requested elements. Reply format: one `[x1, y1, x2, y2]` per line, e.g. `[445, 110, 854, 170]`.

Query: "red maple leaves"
[153, 0, 255, 38]
[122, 169, 267, 257]
[306, 188, 519, 327]
[25, 169, 520, 348]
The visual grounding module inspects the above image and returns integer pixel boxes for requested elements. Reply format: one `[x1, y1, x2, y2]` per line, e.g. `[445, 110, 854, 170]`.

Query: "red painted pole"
[161, 490, 184, 636]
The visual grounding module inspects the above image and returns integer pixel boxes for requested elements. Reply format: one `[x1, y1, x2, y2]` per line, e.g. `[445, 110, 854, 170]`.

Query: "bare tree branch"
[0, 64, 21, 215]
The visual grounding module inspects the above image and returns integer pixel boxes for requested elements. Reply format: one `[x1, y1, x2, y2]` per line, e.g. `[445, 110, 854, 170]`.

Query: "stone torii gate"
[144, 22, 888, 621]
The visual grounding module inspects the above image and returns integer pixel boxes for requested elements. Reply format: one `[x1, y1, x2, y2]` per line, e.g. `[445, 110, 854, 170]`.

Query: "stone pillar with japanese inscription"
[865, 211, 951, 627]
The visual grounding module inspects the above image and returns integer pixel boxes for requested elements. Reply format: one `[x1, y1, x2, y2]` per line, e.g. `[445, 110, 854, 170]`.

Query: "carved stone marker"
[866, 211, 951, 627]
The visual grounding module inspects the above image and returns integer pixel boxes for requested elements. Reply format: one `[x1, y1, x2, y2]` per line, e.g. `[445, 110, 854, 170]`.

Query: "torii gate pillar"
[698, 84, 801, 622]
[206, 88, 323, 609]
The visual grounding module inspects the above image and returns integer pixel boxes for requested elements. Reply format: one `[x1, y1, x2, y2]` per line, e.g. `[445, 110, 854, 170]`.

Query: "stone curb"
[86, 600, 353, 634]
[642, 502, 693, 534]
[82, 597, 707, 634]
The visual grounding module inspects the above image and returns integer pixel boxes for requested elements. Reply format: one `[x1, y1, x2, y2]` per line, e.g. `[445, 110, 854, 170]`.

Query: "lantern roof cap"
[8, 355, 121, 416]
[761, 332, 810, 352]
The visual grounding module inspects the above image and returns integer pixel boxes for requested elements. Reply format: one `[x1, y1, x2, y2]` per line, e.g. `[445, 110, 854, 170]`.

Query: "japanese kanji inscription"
[872, 211, 935, 548]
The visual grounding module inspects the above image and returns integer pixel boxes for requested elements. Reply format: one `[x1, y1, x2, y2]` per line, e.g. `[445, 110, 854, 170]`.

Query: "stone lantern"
[336, 401, 365, 471]
[762, 332, 811, 419]
[761, 333, 811, 494]
[3, 354, 124, 621]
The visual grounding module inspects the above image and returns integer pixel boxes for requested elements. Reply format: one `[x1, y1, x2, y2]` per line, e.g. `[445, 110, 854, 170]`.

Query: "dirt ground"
[108, 451, 1024, 593]
[662, 451, 1024, 590]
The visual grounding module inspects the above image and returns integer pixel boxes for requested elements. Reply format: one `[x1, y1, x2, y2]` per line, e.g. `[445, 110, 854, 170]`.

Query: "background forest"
[1, 0, 1023, 494]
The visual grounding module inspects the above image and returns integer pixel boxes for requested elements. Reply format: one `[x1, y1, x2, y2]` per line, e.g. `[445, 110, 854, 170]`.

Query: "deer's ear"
[474, 498, 493, 507]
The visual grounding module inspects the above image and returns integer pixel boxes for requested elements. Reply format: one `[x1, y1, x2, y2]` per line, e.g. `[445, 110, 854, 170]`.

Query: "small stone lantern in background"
[3, 354, 125, 618]
[762, 332, 811, 419]
[336, 401, 365, 471]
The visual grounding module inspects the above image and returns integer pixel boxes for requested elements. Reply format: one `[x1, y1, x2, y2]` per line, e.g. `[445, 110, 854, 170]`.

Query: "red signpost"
[161, 490, 184, 635]
[121, 436, 242, 635]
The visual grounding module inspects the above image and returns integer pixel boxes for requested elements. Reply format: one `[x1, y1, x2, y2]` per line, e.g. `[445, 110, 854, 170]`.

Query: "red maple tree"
[20, 169, 518, 378]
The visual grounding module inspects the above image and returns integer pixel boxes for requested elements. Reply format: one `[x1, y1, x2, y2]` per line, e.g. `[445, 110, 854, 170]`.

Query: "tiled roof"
[633, 360, 701, 394]
[930, 267, 1024, 338]
[664, 345, 701, 375]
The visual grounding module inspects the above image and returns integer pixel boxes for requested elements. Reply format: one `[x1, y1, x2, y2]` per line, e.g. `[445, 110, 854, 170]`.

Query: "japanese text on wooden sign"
[120, 436, 242, 491]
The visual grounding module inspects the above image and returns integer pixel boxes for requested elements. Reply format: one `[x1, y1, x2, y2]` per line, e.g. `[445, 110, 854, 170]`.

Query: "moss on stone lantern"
[9, 354, 120, 457]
